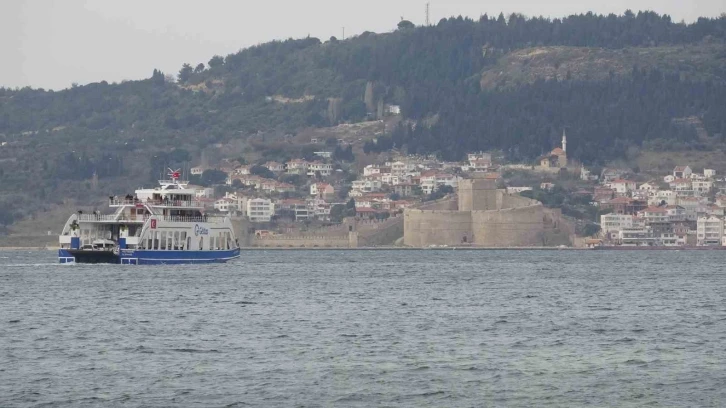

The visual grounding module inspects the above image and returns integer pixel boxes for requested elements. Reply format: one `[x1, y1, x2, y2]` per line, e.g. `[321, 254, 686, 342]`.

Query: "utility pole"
[426, 3, 430, 26]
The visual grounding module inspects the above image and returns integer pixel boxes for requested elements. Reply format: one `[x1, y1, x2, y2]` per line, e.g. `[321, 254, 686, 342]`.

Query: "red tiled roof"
[607, 197, 633, 204]
[355, 207, 377, 213]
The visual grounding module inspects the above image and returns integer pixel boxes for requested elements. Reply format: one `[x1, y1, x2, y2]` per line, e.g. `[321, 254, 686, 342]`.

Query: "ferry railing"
[77, 214, 121, 222]
[110, 199, 206, 208]
[158, 215, 228, 223]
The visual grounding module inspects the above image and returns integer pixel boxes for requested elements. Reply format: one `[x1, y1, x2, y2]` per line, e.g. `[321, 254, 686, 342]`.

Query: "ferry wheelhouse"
[58, 170, 240, 265]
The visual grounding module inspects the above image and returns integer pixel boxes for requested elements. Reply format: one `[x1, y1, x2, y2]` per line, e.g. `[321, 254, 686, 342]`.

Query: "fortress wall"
[359, 216, 404, 247]
[471, 204, 545, 247]
[253, 235, 350, 248]
[498, 192, 541, 210]
[458, 179, 498, 211]
[403, 210, 473, 247]
[418, 197, 458, 211]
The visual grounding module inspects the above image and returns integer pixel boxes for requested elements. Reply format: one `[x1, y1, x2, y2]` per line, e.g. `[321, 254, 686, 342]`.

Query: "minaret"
[562, 129, 567, 153]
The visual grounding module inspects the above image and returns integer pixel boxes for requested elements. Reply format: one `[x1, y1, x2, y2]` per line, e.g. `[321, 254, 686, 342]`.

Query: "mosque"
[539, 130, 568, 169]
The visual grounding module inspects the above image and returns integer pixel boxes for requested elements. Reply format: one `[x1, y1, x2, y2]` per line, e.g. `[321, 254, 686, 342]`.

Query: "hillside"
[0, 10, 725, 230]
[480, 41, 726, 89]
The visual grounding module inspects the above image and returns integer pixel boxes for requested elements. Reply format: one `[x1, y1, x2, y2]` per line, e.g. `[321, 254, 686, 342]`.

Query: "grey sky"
[1, 0, 723, 90]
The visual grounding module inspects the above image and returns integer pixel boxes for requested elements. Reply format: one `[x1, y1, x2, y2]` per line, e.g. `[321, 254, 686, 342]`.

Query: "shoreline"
[2, 246, 722, 251]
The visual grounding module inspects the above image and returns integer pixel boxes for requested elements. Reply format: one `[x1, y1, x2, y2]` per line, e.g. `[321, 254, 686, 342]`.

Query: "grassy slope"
[480, 41, 726, 90]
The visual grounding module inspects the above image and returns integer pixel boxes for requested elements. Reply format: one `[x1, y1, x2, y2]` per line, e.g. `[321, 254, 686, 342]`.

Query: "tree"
[208, 55, 224, 69]
[438, 185, 454, 195]
[194, 63, 205, 74]
[178, 63, 193, 83]
[151, 69, 165, 86]
[200, 169, 228, 186]
[582, 223, 601, 237]
[250, 165, 275, 179]
[397, 20, 415, 30]
[330, 204, 345, 223]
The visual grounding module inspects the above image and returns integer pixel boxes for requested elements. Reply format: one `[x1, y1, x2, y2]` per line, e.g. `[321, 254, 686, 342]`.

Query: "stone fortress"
[404, 177, 573, 247]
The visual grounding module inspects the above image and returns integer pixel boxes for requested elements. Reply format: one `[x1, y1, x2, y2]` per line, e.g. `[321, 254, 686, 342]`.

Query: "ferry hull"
[59, 248, 240, 265]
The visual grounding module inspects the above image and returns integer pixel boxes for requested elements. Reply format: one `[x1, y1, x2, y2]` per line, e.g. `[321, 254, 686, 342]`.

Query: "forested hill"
[0, 10, 725, 226]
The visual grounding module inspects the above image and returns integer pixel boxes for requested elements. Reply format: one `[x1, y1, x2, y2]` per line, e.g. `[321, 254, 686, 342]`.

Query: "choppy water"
[2, 249, 726, 407]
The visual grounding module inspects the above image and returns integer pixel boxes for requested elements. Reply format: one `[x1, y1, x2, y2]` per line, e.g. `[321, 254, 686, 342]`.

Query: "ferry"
[58, 170, 240, 265]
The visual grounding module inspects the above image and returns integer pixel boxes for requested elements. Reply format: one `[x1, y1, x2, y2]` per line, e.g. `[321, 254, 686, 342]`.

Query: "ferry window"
[199, 237, 203, 251]
[153, 232, 159, 250]
[161, 231, 167, 250]
[211, 236, 217, 250]
[186, 237, 191, 251]
[174, 232, 180, 250]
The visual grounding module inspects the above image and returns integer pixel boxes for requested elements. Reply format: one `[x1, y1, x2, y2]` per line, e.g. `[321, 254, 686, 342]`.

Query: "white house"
[381, 173, 401, 185]
[310, 183, 335, 199]
[421, 173, 459, 195]
[608, 179, 637, 195]
[307, 161, 333, 177]
[390, 161, 408, 176]
[247, 198, 275, 222]
[678, 196, 706, 221]
[314, 151, 333, 159]
[286, 159, 309, 175]
[363, 165, 383, 177]
[234, 165, 251, 176]
[601, 213, 633, 233]
[669, 179, 693, 196]
[649, 190, 677, 206]
[351, 179, 383, 194]
[692, 180, 713, 196]
[673, 166, 692, 179]
[191, 166, 208, 176]
[704, 169, 716, 179]
[194, 187, 215, 199]
[638, 182, 659, 191]
[214, 197, 237, 213]
[697, 216, 723, 246]
[264, 161, 285, 173]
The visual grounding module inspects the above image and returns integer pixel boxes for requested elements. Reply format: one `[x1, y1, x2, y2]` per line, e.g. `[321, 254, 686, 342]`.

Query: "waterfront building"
[601, 214, 633, 233]
[697, 216, 724, 246]
[247, 198, 275, 223]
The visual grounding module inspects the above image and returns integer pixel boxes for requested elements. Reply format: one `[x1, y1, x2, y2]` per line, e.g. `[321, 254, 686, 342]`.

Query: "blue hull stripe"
[58, 248, 240, 265]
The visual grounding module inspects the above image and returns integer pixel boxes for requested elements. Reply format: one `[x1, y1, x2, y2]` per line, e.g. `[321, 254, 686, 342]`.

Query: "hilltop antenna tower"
[426, 3, 430, 26]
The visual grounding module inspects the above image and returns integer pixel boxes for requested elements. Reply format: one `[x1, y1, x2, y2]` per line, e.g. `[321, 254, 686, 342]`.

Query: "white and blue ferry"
[58, 170, 240, 265]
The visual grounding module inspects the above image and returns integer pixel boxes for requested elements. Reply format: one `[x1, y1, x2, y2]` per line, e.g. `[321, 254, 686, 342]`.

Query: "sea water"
[1, 250, 725, 407]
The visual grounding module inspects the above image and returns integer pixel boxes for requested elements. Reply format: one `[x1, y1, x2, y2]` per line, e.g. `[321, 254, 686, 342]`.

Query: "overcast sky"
[1, 0, 723, 90]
